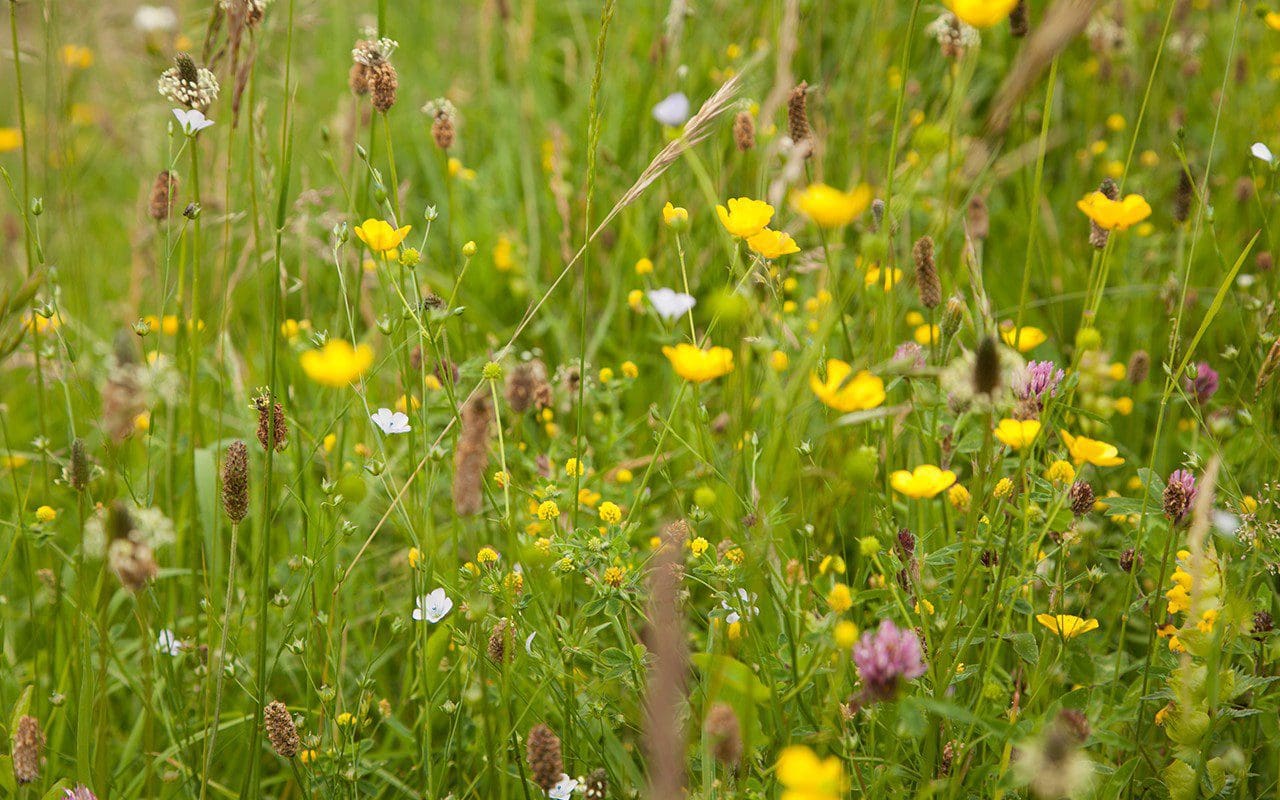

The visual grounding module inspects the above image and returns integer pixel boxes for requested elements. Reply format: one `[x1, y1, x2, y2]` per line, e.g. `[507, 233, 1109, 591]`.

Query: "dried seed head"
[973, 336, 1001, 396]
[149, 170, 179, 221]
[733, 111, 755, 151]
[913, 235, 941, 309]
[1118, 547, 1140, 573]
[1068, 481, 1095, 517]
[369, 62, 399, 113]
[1126, 350, 1150, 385]
[255, 395, 288, 452]
[432, 114, 455, 149]
[1089, 178, 1119, 250]
[487, 618, 514, 664]
[505, 359, 550, 414]
[264, 701, 300, 758]
[967, 195, 990, 241]
[453, 394, 493, 516]
[703, 702, 742, 766]
[1252, 611, 1274, 637]
[12, 715, 43, 785]
[1009, 0, 1029, 37]
[221, 441, 250, 524]
[69, 437, 91, 492]
[1173, 169, 1194, 224]
[787, 81, 811, 156]
[526, 724, 564, 792]
[349, 63, 371, 95]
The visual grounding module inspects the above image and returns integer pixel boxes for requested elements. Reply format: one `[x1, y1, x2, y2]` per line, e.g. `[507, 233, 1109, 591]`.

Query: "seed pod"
[526, 724, 564, 792]
[264, 701, 300, 758]
[913, 235, 941, 309]
[733, 111, 755, 151]
[972, 336, 1000, 396]
[221, 441, 249, 524]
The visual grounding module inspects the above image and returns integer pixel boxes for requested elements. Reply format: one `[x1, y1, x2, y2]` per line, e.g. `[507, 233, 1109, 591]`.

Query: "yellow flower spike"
[994, 418, 1041, 450]
[300, 340, 374, 387]
[890, 465, 957, 499]
[1000, 325, 1047, 352]
[809, 360, 885, 412]
[946, 0, 1018, 28]
[662, 343, 735, 383]
[1059, 430, 1125, 467]
[354, 219, 412, 255]
[792, 183, 873, 228]
[746, 228, 800, 259]
[1036, 613, 1099, 639]
[715, 197, 774, 238]
[1076, 192, 1152, 231]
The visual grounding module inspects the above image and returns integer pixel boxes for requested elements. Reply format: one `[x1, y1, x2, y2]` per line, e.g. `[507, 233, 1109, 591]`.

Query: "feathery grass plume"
[221, 440, 249, 523]
[68, 437, 90, 492]
[487, 618, 514, 664]
[1126, 349, 1150, 384]
[1010, 0, 1030, 36]
[787, 81, 812, 156]
[733, 110, 755, 151]
[913, 235, 941, 309]
[1089, 178, 1119, 249]
[1255, 338, 1280, 398]
[505, 359, 550, 413]
[254, 393, 288, 452]
[453, 394, 493, 516]
[703, 702, 742, 767]
[424, 98, 458, 150]
[644, 520, 688, 800]
[1173, 168, 1194, 224]
[1069, 480, 1095, 516]
[967, 195, 990, 241]
[585, 768, 608, 800]
[11, 714, 43, 785]
[148, 170, 178, 221]
[264, 701, 300, 758]
[973, 336, 1001, 396]
[526, 724, 564, 792]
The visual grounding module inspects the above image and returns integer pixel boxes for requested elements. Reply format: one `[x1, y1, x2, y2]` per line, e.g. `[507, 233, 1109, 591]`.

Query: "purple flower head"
[1163, 469, 1197, 523]
[853, 619, 926, 702]
[64, 787, 99, 800]
[1185, 362, 1219, 403]
[893, 341, 926, 370]
[1015, 361, 1065, 402]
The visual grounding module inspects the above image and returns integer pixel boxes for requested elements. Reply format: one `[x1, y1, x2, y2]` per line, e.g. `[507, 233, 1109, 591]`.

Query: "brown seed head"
[1069, 480, 1095, 517]
[703, 702, 742, 766]
[221, 440, 250, 524]
[1127, 350, 1150, 385]
[149, 170, 179, 221]
[733, 111, 755, 151]
[787, 81, 811, 155]
[369, 62, 399, 113]
[973, 336, 1001, 396]
[12, 715, 43, 785]
[264, 701, 300, 758]
[913, 235, 941, 309]
[526, 724, 564, 792]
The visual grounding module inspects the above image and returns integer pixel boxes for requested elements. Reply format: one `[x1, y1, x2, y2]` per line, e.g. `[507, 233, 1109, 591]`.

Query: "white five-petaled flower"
[371, 407, 411, 435]
[720, 588, 759, 625]
[156, 628, 183, 656]
[413, 588, 453, 623]
[172, 107, 214, 135]
[651, 92, 691, 127]
[1251, 142, 1275, 165]
[134, 5, 178, 33]
[549, 775, 579, 800]
[647, 288, 696, 321]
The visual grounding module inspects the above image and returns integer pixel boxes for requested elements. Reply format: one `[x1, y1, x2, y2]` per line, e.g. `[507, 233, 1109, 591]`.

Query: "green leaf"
[1009, 632, 1039, 665]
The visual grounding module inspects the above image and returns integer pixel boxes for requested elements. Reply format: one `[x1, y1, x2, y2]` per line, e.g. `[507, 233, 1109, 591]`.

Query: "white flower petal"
[652, 92, 691, 127]
[647, 288, 696, 321]
[1251, 142, 1274, 164]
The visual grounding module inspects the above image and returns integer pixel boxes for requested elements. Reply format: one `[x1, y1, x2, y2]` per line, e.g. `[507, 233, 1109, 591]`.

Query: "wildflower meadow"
[4, 0, 1280, 798]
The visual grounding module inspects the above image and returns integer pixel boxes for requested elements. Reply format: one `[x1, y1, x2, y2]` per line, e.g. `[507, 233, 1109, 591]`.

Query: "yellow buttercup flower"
[994, 418, 1041, 450]
[1000, 325, 1046, 352]
[946, 0, 1018, 28]
[1059, 430, 1125, 467]
[809, 360, 885, 412]
[300, 340, 374, 387]
[60, 44, 94, 69]
[1036, 613, 1099, 639]
[827, 583, 853, 613]
[1076, 192, 1152, 231]
[0, 128, 21, 152]
[662, 343, 734, 383]
[1266, 11, 1280, 31]
[715, 197, 774, 238]
[792, 183, 873, 228]
[354, 219, 412, 255]
[746, 228, 800, 258]
[662, 202, 689, 228]
[890, 465, 957, 499]
[776, 746, 846, 800]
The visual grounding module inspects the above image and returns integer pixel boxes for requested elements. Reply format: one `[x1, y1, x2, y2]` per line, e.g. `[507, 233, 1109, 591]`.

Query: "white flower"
[156, 629, 183, 656]
[646, 288, 696, 321]
[549, 775, 579, 800]
[1251, 142, 1275, 165]
[133, 5, 178, 33]
[652, 92, 690, 127]
[413, 588, 453, 623]
[172, 107, 214, 135]
[371, 407, 411, 435]
[720, 588, 758, 625]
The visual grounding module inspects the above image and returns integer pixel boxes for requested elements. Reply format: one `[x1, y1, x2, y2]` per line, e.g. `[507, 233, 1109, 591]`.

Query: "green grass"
[2, 1, 1280, 798]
